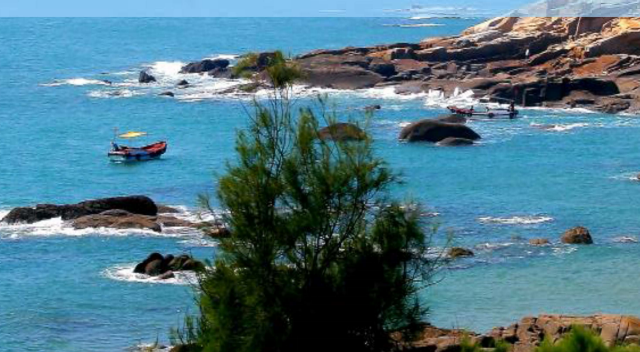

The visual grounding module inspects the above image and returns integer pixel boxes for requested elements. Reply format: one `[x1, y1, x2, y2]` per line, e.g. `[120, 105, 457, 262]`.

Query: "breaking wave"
[41, 78, 113, 87]
[103, 264, 198, 285]
[477, 215, 554, 225]
[424, 88, 477, 108]
[530, 122, 590, 132]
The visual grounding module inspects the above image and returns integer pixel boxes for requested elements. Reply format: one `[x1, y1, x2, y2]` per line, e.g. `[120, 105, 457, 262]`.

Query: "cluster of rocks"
[397, 314, 640, 352]
[237, 17, 640, 114]
[1, 195, 229, 237]
[133, 252, 205, 280]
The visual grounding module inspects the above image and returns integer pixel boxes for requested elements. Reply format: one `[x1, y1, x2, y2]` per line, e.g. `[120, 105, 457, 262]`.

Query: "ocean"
[2, 17, 640, 351]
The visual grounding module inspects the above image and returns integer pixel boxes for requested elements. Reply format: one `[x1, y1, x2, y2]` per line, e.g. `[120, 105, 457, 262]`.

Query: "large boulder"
[436, 114, 467, 124]
[318, 123, 366, 141]
[2, 195, 158, 224]
[399, 120, 481, 143]
[138, 71, 157, 83]
[180, 59, 230, 74]
[301, 66, 384, 89]
[72, 210, 162, 232]
[561, 226, 593, 244]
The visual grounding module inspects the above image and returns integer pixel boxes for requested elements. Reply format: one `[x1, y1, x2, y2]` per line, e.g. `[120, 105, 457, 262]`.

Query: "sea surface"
[2, 18, 640, 352]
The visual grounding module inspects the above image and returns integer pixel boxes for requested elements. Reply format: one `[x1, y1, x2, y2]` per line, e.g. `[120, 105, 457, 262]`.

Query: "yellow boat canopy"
[119, 131, 147, 139]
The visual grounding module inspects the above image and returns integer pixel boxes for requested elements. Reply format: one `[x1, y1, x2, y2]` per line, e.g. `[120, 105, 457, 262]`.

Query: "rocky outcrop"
[139, 71, 157, 84]
[73, 210, 162, 232]
[180, 59, 230, 75]
[133, 253, 205, 278]
[399, 120, 481, 143]
[318, 123, 366, 141]
[1, 195, 158, 224]
[220, 16, 640, 114]
[561, 226, 593, 244]
[398, 314, 640, 352]
[529, 238, 550, 245]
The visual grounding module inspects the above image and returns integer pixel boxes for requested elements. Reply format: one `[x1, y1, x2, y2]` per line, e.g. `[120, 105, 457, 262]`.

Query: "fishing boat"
[108, 131, 167, 162]
[447, 105, 519, 119]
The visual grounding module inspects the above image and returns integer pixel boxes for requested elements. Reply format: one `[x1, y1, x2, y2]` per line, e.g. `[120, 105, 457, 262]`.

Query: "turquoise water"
[2, 18, 640, 351]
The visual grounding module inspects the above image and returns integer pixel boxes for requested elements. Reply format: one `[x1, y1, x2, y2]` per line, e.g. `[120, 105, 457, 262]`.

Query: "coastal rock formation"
[398, 314, 640, 352]
[180, 58, 230, 75]
[436, 114, 467, 124]
[138, 71, 157, 84]
[133, 253, 205, 278]
[237, 17, 640, 113]
[1, 195, 158, 224]
[72, 210, 162, 232]
[399, 120, 481, 143]
[561, 226, 593, 244]
[318, 123, 366, 141]
[159, 91, 175, 97]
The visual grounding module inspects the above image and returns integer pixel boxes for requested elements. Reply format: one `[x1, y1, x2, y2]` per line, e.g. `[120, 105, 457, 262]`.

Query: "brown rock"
[72, 212, 161, 232]
[561, 226, 593, 244]
[529, 238, 550, 245]
[448, 247, 474, 258]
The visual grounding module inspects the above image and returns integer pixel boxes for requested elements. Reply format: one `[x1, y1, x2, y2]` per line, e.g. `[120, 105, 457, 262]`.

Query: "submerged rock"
[138, 71, 157, 84]
[159, 91, 175, 97]
[318, 123, 366, 141]
[529, 238, 550, 245]
[561, 226, 593, 244]
[436, 137, 474, 146]
[399, 120, 481, 143]
[1, 195, 158, 224]
[448, 247, 475, 258]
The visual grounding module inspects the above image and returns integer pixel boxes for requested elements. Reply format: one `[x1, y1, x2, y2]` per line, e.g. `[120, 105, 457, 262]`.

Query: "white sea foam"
[613, 236, 639, 243]
[477, 215, 554, 225]
[530, 122, 589, 132]
[424, 88, 477, 108]
[0, 207, 207, 240]
[88, 89, 141, 98]
[384, 23, 445, 28]
[103, 265, 198, 285]
[41, 78, 112, 87]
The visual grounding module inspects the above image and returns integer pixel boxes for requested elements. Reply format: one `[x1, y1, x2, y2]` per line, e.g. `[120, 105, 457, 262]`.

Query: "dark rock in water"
[364, 104, 382, 112]
[561, 226, 593, 244]
[102, 80, 113, 85]
[145, 259, 166, 276]
[133, 253, 204, 277]
[448, 247, 474, 258]
[180, 59, 229, 74]
[436, 114, 467, 124]
[318, 123, 366, 141]
[436, 137, 474, 146]
[302, 66, 384, 89]
[138, 71, 156, 84]
[1, 195, 158, 224]
[203, 225, 231, 239]
[399, 120, 481, 143]
[134, 253, 164, 274]
[159, 91, 175, 97]
[177, 79, 189, 87]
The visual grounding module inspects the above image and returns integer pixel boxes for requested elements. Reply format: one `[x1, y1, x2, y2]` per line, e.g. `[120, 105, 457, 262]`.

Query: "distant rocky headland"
[170, 17, 640, 114]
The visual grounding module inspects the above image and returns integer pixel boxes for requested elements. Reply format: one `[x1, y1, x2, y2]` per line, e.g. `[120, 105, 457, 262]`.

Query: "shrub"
[176, 50, 440, 352]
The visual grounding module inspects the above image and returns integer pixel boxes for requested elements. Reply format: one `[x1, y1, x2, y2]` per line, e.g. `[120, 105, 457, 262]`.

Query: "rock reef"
[246, 17, 640, 114]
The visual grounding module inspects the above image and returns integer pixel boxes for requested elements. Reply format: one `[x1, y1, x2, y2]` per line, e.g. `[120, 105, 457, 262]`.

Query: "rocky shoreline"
[395, 314, 640, 352]
[171, 17, 640, 114]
